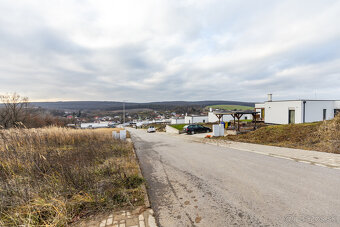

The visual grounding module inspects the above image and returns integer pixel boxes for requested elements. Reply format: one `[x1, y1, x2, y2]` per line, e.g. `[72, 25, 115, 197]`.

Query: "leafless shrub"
[0, 93, 29, 128]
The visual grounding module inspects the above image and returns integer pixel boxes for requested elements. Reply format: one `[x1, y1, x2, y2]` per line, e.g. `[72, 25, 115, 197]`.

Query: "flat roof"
[213, 110, 259, 115]
[258, 99, 340, 103]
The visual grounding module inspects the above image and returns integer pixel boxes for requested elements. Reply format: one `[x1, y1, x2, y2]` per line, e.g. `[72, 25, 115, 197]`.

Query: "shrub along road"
[129, 128, 340, 226]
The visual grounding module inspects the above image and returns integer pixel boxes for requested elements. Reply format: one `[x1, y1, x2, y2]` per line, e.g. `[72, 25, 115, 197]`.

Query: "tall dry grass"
[0, 127, 144, 226]
[318, 114, 340, 153]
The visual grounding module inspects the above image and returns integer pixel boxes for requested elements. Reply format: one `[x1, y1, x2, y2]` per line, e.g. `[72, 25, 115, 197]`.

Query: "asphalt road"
[129, 128, 340, 227]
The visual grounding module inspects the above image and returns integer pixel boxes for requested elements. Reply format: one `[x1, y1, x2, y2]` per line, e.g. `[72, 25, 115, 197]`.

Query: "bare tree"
[0, 93, 29, 128]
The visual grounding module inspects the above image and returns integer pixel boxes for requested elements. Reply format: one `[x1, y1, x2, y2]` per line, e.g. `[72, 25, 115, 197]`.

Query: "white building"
[255, 94, 340, 124]
[184, 115, 209, 124]
[80, 122, 111, 129]
[171, 118, 185, 125]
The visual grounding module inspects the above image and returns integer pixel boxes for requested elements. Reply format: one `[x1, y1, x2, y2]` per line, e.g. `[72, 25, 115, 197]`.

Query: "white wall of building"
[304, 101, 335, 122]
[264, 101, 303, 124]
[171, 118, 185, 125]
[184, 115, 208, 124]
[334, 101, 340, 109]
[260, 100, 340, 124]
[81, 122, 109, 129]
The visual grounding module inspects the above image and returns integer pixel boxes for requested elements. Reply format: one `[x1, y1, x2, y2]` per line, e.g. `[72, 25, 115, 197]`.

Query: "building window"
[203, 120, 205, 123]
[289, 109, 295, 124]
[323, 109, 327, 120]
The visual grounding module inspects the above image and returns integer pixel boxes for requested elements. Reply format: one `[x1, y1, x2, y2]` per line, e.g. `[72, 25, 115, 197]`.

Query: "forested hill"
[30, 100, 255, 111]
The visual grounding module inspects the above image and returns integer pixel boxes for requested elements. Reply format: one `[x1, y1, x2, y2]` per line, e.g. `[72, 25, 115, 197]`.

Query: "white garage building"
[184, 115, 209, 124]
[170, 118, 185, 125]
[255, 95, 340, 124]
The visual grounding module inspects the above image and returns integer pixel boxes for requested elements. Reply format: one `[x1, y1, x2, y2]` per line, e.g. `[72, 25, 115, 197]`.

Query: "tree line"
[0, 93, 69, 129]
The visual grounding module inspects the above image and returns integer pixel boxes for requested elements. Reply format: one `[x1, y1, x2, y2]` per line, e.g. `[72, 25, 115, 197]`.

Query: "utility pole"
[123, 101, 125, 125]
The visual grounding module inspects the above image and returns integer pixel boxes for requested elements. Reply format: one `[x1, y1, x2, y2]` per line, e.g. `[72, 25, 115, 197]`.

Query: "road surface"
[130, 128, 340, 226]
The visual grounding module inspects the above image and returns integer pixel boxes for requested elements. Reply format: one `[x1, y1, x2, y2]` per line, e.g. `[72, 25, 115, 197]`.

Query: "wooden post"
[231, 114, 236, 129]
[236, 113, 243, 131]
[217, 114, 222, 124]
[252, 113, 257, 130]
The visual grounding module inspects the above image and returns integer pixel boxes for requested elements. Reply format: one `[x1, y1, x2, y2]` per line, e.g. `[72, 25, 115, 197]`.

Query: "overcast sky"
[0, 0, 339, 102]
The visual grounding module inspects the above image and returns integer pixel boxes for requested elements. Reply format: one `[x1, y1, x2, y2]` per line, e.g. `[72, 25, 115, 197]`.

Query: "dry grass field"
[0, 127, 144, 226]
[225, 114, 340, 153]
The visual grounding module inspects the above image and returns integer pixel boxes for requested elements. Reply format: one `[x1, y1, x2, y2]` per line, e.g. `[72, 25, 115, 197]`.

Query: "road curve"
[129, 128, 340, 227]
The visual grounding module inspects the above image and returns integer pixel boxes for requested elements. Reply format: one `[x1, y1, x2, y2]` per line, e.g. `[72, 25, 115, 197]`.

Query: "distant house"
[255, 94, 340, 124]
[80, 122, 110, 129]
[171, 118, 185, 125]
[184, 115, 208, 124]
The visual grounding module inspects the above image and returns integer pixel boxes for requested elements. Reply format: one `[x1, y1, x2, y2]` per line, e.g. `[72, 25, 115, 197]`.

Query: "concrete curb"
[199, 138, 340, 170]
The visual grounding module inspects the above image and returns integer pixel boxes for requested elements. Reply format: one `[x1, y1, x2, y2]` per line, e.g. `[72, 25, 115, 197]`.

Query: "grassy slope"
[207, 105, 254, 111]
[170, 124, 187, 130]
[226, 122, 323, 151]
[0, 127, 145, 226]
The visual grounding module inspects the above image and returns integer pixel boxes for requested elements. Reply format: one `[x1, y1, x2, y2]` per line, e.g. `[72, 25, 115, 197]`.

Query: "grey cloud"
[0, 0, 340, 102]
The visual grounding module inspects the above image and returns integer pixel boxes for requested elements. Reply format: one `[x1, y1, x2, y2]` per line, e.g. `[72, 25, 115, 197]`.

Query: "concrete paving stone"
[139, 220, 146, 227]
[125, 217, 139, 226]
[148, 215, 157, 227]
[107, 217, 113, 225]
[100, 221, 106, 227]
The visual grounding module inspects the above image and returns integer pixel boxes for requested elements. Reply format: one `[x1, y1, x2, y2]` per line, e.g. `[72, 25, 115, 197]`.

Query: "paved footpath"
[191, 134, 340, 169]
[164, 131, 340, 169]
[130, 128, 340, 226]
[74, 206, 157, 227]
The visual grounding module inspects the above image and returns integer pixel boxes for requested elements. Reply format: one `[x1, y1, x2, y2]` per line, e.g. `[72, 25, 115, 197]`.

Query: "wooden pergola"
[213, 110, 260, 131]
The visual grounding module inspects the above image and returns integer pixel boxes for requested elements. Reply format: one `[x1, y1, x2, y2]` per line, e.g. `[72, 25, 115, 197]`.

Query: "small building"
[171, 118, 185, 125]
[255, 94, 340, 124]
[80, 122, 110, 129]
[184, 115, 208, 124]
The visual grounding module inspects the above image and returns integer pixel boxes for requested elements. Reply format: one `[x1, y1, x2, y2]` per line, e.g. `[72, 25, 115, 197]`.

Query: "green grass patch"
[240, 119, 253, 122]
[206, 105, 254, 111]
[170, 124, 187, 130]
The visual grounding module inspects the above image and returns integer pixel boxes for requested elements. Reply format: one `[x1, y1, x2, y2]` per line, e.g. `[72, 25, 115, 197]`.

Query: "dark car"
[185, 124, 212, 134]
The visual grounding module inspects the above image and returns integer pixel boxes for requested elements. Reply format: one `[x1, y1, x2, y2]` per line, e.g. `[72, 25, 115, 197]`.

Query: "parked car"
[147, 126, 156, 133]
[185, 124, 212, 134]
